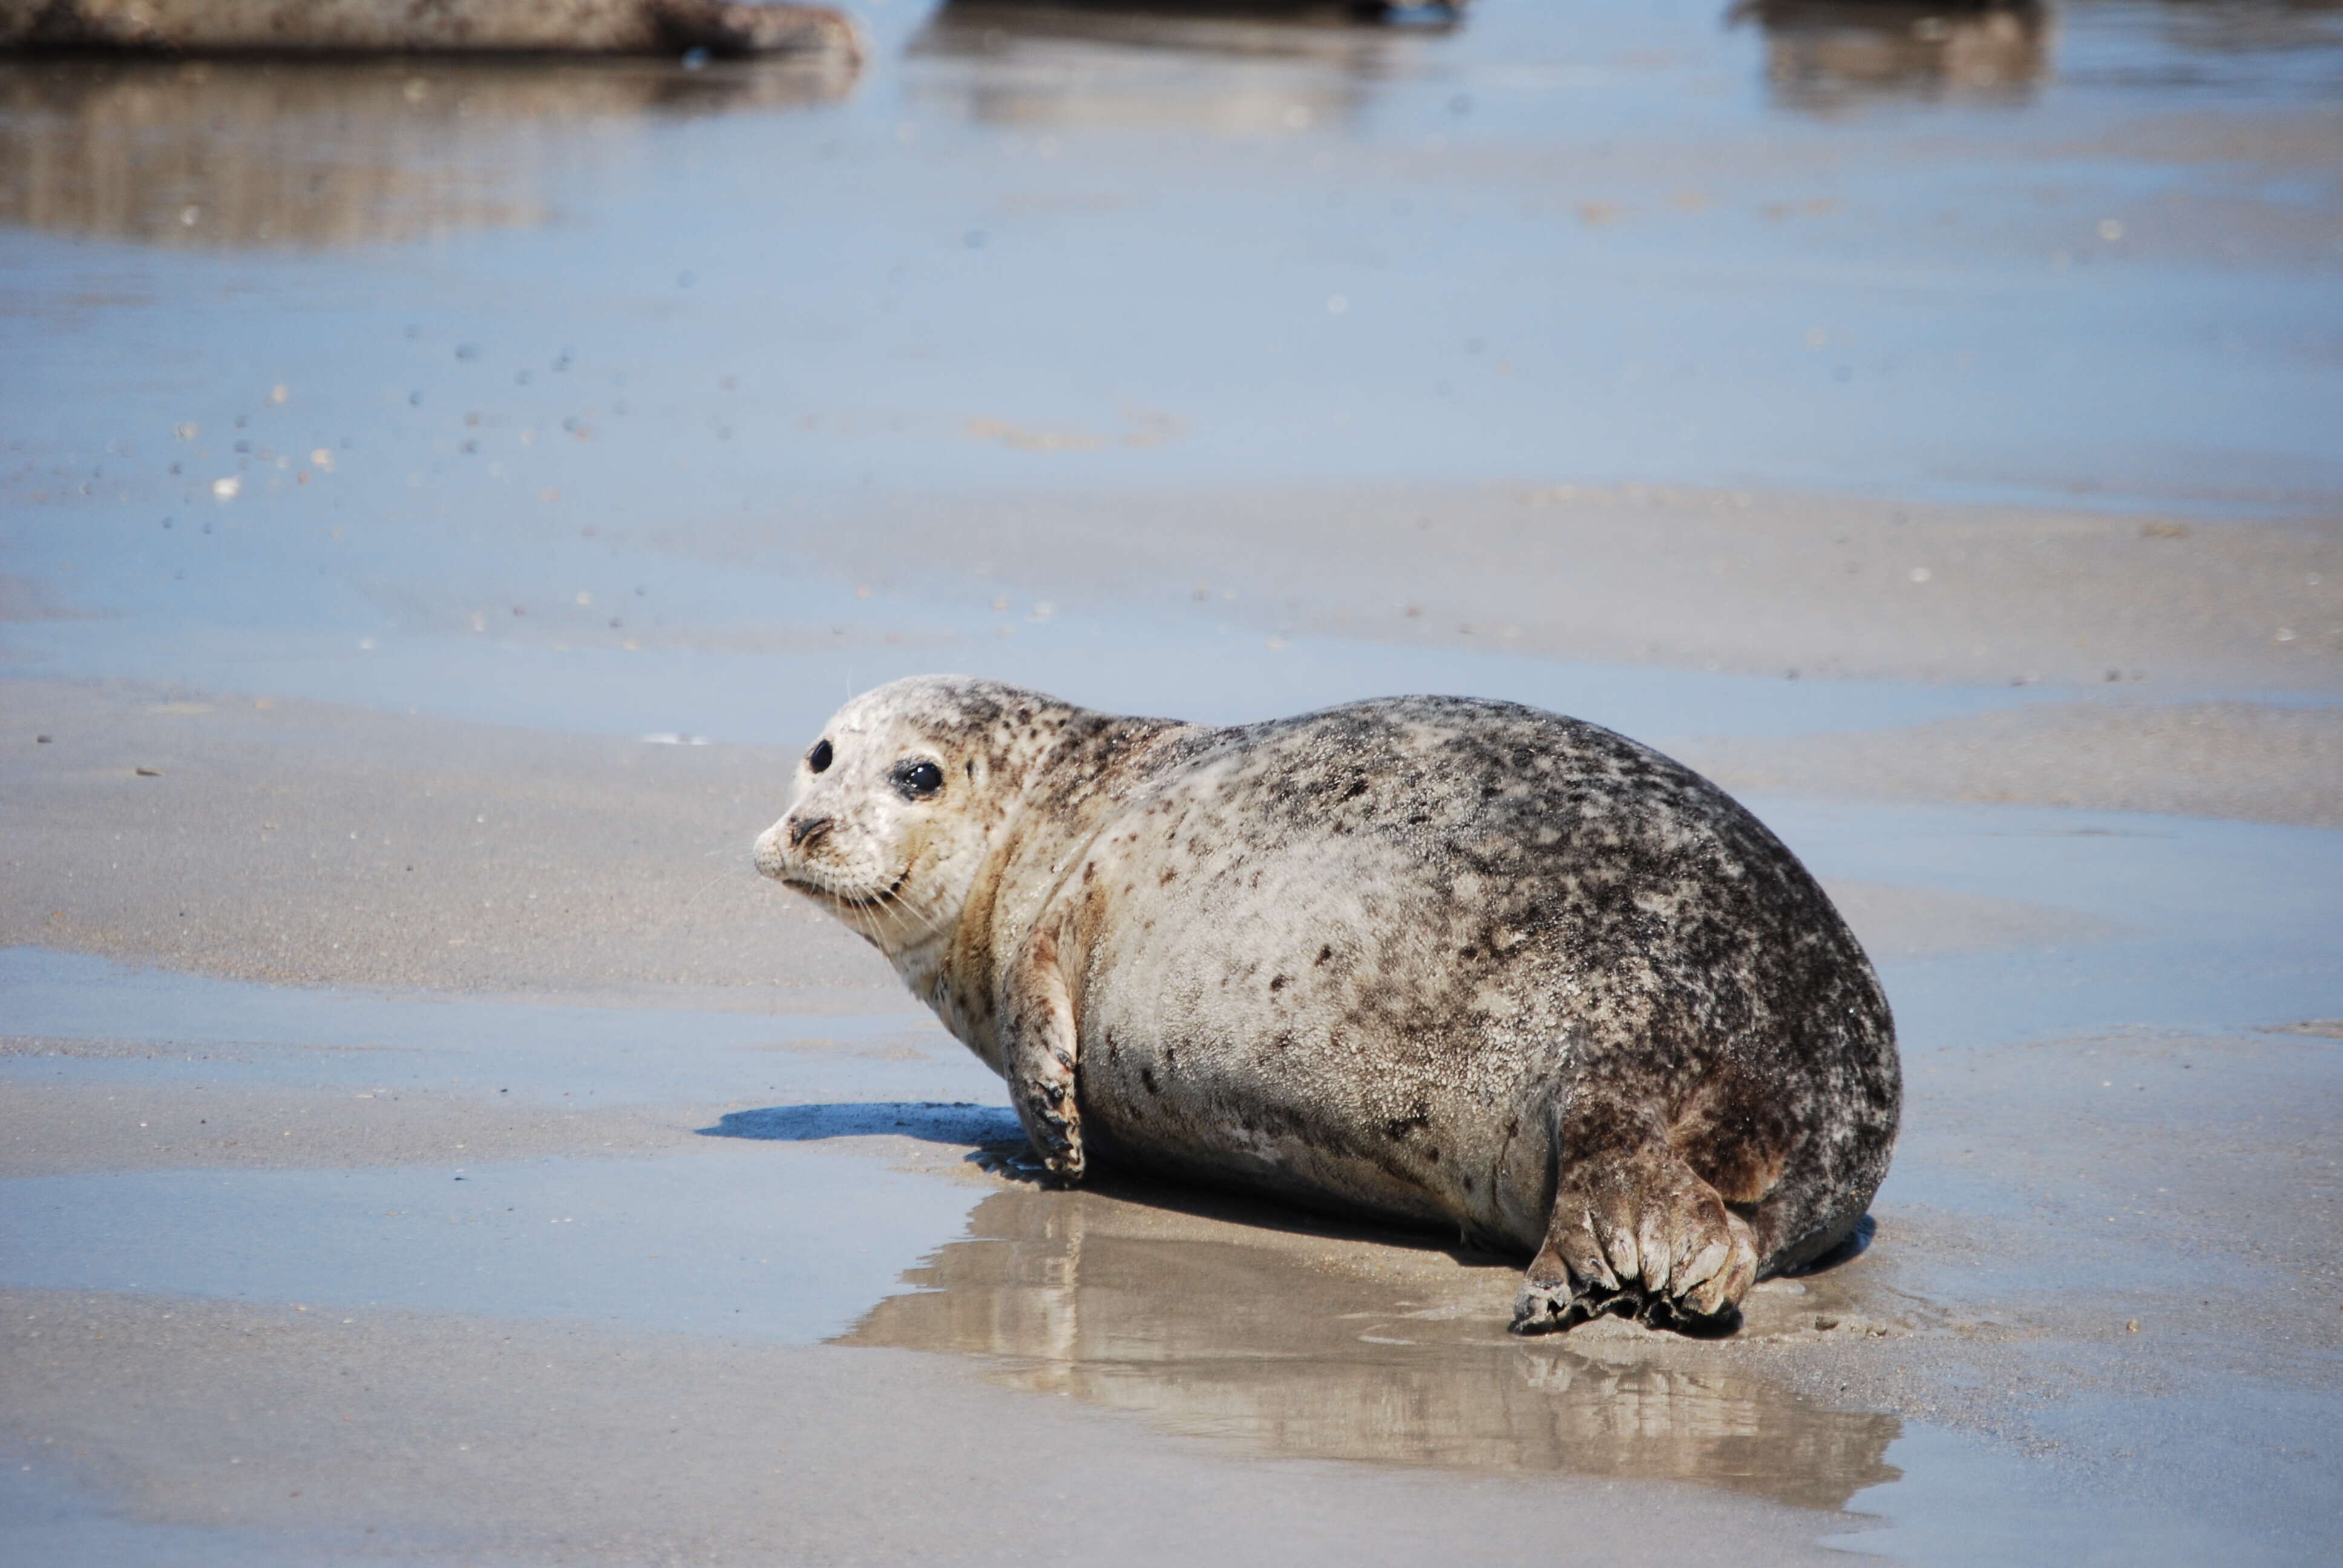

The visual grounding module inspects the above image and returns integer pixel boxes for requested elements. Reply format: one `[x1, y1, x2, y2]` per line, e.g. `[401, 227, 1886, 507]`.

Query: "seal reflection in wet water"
[754, 676, 1899, 1333]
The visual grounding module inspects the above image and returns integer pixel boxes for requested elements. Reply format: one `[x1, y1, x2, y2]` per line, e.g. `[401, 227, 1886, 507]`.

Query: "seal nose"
[788, 814, 833, 849]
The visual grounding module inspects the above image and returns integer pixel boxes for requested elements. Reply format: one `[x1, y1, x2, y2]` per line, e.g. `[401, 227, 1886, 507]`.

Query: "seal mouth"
[833, 873, 908, 910]
[783, 867, 908, 910]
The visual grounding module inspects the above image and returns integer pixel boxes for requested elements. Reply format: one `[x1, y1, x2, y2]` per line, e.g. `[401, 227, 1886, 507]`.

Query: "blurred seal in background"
[0, 0, 862, 60]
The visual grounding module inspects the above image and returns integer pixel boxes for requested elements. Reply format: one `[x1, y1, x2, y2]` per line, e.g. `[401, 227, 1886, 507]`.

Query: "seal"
[754, 675, 1899, 1333]
[0, 0, 861, 59]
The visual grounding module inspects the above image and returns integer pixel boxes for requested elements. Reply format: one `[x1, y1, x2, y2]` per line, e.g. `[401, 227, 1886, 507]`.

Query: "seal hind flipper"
[1510, 1093, 1761, 1334]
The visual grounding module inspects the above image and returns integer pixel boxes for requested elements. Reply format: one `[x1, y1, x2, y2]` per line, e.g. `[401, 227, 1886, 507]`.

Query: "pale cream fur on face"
[752, 686, 991, 958]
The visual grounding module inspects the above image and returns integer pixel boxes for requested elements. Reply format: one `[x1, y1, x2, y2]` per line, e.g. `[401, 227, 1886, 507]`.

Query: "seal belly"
[1064, 823, 1558, 1243]
[1078, 1095, 1458, 1231]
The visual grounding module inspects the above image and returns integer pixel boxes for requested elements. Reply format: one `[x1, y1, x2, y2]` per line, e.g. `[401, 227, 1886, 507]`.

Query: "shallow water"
[848, 1178, 1908, 1510]
[7, 0, 2340, 742]
[3, 1, 2340, 1563]
[5, 1, 2343, 554]
[4, 1151, 986, 1336]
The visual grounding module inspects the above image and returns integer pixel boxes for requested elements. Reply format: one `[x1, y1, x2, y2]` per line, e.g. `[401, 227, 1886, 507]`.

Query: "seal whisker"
[855, 884, 943, 950]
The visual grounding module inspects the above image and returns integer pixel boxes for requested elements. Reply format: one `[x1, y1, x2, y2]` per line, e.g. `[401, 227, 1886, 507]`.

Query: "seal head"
[753, 676, 1003, 958]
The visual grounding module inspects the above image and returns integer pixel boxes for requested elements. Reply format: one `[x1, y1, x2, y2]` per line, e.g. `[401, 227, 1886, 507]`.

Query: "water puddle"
[832, 1162, 2328, 1565]
[0, 1147, 985, 1341]
[0, 945, 977, 1104]
[0, 947, 1008, 1338]
[841, 1175, 1904, 1511]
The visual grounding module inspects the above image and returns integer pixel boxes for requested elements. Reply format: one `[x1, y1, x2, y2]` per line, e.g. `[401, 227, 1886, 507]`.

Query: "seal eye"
[893, 759, 944, 800]
[807, 739, 833, 774]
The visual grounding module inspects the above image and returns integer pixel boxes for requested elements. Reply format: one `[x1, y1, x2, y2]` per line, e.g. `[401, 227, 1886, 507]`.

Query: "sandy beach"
[4, 1, 2339, 1562]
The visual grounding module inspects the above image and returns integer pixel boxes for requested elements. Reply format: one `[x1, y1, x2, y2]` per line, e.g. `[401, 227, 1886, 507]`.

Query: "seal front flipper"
[1511, 1093, 1760, 1335]
[1001, 924, 1085, 1184]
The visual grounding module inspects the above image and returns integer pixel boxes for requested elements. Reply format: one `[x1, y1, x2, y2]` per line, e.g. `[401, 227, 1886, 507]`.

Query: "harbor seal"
[753, 676, 1899, 1333]
[0, 0, 860, 59]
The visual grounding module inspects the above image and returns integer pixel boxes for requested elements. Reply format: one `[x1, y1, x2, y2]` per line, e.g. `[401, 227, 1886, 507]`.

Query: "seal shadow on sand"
[703, 1102, 1901, 1513]
[702, 1100, 1024, 1146]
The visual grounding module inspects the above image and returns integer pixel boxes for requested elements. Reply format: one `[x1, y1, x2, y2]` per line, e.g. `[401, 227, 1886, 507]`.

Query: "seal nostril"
[788, 814, 832, 849]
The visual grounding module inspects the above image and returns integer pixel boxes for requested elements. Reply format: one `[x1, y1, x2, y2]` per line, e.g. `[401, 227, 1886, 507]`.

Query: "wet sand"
[1680, 699, 2343, 828]
[808, 484, 2342, 693]
[2, 1286, 1866, 1568]
[5, 0, 2342, 1562]
[0, 677, 877, 993]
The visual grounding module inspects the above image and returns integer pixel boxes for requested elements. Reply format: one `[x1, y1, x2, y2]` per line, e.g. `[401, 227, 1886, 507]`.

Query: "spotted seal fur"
[754, 676, 1899, 1332]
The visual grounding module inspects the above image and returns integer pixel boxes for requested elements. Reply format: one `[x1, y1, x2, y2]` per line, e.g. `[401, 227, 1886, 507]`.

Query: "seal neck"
[910, 708, 1200, 1071]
